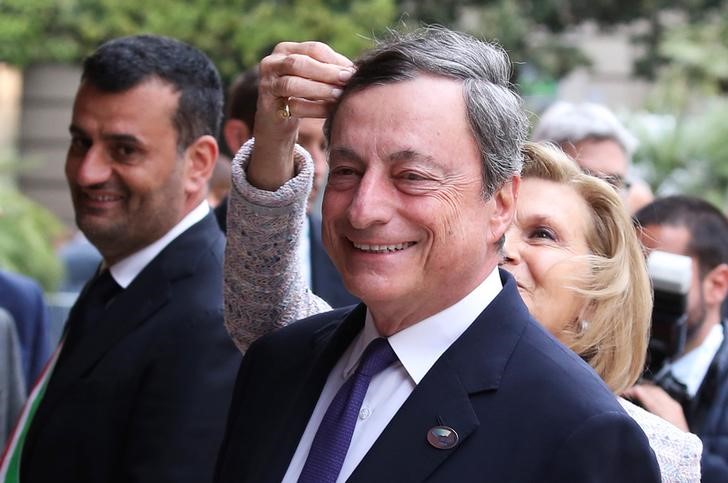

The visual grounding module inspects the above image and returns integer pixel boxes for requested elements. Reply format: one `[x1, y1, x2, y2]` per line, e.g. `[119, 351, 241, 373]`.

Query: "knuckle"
[271, 76, 295, 97]
[303, 41, 330, 57]
[281, 54, 301, 72]
[272, 41, 295, 54]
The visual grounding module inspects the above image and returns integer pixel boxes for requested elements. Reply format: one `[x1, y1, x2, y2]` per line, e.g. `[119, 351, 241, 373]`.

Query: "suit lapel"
[349, 271, 531, 482]
[255, 304, 368, 483]
[49, 272, 171, 387]
[30, 214, 220, 437]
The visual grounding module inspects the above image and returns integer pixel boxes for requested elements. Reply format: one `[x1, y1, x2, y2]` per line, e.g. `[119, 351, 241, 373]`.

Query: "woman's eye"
[531, 227, 556, 241]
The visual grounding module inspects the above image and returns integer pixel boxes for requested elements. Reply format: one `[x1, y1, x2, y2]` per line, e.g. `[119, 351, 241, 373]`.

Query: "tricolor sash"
[0, 342, 64, 482]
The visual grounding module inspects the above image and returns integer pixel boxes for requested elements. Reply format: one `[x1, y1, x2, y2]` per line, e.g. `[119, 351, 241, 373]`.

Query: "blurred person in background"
[0, 270, 50, 391]
[626, 195, 728, 483]
[532, 101, 654, 214]
[0, 307, 25, 448]
[208, 154, 232, 208]
[221, 66, 356, 309]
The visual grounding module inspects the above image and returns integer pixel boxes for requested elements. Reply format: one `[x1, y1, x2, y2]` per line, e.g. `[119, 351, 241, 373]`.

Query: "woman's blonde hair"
[520, 142, 652, 393]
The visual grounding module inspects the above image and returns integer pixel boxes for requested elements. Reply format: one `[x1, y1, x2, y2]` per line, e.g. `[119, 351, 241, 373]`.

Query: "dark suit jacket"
[21, 213, 242, 483]
[308, 215, 358, 308]
[689, 321, 728, 482]
[216, 270, 660, 483]
[0, 270, 51, 390]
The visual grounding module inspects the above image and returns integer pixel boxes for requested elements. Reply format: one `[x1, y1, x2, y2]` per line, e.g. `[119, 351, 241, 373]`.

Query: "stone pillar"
[18, 63, 81, 226]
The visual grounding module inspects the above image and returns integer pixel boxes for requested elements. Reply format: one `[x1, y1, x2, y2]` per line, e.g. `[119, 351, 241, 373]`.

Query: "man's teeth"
[353, 242, 414, 253]
[89, 194, 119, 201]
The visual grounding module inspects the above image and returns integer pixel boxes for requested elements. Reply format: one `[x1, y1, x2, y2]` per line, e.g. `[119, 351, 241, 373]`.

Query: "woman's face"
[501, 178, 593, 338]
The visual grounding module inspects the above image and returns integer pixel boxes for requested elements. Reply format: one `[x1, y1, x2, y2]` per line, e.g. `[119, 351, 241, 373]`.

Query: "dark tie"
[59, 269, 122, 361]
[298, 337, 398, 483]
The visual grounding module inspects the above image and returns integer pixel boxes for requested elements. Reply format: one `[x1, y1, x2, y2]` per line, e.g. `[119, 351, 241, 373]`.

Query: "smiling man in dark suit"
[2, 35, 241, 483]
[214, 27, 661, 483]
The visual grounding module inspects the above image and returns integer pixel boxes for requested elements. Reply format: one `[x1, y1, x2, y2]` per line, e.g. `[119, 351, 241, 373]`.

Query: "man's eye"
[400, 171, 426, 181]
[330, 167, 357, 177]
[69, 137, 90, 152]
[113, 144, 137, 159]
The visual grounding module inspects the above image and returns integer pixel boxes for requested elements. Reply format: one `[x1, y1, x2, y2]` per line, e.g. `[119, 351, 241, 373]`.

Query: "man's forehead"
[568, 138, 629, 176]
[72, 78, 179, 136]
[639, 223, 691, 254]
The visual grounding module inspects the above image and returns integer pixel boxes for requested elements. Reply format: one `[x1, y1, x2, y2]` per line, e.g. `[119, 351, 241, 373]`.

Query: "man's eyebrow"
[329, 146, 362, 162]
[103, 133, 142, 145]
[389, 149, 436, 165]
[329, 147, 437, 166]
[69, 125, 86, 137]
[68, 125, 141, 145]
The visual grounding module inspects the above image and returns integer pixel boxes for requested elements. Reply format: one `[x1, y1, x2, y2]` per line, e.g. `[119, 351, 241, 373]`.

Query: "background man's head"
[532, 101, 638, 194]
[635, 195, 728, 352]
[321, 27, 527, 327]
[223, 67, 327, 209]
[65, 35, 222, 264]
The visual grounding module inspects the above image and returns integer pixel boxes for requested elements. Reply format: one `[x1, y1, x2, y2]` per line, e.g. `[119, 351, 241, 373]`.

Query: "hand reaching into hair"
[247, 42, 354, 192]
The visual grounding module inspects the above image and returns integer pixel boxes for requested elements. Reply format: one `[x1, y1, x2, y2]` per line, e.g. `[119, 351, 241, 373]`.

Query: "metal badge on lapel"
[427, 426, 459, 449]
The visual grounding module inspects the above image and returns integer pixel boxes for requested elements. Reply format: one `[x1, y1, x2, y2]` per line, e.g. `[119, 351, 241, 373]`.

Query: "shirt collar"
[672, 323, 725, 397]
[108, 201, 210, 288]
[342, 268, 503, 384]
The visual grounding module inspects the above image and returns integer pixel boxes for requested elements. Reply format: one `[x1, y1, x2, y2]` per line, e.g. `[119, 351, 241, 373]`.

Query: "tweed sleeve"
[223, 139, 332, 353]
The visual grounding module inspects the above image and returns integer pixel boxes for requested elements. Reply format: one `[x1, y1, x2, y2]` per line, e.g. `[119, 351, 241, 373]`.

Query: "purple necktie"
[298, 337, 398, 483]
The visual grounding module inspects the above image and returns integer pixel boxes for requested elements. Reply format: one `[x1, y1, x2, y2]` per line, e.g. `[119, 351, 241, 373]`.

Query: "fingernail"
[332, 88, 343, 98]
[338, 69, 353, 82]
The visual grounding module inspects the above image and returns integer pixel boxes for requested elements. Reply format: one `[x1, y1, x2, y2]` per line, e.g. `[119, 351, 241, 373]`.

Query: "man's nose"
[71, 148, 112, 187]
[347, 172, 394, 230]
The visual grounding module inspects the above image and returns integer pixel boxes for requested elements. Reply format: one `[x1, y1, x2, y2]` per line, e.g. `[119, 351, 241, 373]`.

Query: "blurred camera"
[642, 250, 692, 404]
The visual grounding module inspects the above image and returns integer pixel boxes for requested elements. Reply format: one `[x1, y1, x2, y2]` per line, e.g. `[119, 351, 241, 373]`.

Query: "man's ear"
[488, 175, 519, 245]
[703, 263, 728, 307]
[184, 135, 218, 196]
[223, 119, 252, 155]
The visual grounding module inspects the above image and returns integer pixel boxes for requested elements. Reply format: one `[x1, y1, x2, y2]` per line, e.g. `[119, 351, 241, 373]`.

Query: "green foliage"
[625, 5, 728, 206]
[656, 6, 728, 95]
[398, 0, 728, 84]
[0, 0, 397, 82]
[0, 175, 64, 291]
[626, 99, 728, 208]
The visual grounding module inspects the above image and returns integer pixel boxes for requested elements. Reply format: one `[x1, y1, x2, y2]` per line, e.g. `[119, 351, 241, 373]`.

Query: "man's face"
[66, 79, 188, 265]
[297, 118, 327, 209]
[562, 138, 629, 193]
[323, 75, 514, 329]
[638, 224, 707, 341]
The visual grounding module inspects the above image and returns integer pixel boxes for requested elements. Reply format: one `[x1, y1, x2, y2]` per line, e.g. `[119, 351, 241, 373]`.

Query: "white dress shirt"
[108, 201, 210, 288]
[298, 217, 312, 290]
[282, 268, 503, 483]
[671, 323, 724, 397]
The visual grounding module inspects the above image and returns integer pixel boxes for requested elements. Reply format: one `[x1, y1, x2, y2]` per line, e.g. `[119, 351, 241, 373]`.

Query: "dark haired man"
[1, 35, 240, 483]
[627, 195, 728, 483]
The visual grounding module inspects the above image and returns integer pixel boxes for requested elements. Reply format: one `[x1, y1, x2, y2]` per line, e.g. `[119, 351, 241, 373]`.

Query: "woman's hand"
[248, 41, 354, 191]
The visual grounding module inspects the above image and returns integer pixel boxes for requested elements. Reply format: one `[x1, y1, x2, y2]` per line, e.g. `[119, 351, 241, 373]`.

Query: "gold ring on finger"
[277, 97, 292, 120]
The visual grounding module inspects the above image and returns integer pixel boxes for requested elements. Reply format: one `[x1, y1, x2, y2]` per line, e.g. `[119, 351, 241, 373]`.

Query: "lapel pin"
[427, 425, 459, 450]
